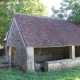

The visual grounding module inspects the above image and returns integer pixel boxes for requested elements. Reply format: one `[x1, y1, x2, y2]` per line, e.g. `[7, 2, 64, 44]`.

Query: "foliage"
[0, 0, 47, 45]
[52, 0, 80, 21]
[0, 66, 80, 80]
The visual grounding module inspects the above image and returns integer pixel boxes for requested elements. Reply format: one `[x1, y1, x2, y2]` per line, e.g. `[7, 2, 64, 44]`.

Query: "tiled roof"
[13, 13, 80, 47]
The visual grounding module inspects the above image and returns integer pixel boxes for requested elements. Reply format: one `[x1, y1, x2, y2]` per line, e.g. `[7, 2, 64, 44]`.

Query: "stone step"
[0, 64, 9, 68]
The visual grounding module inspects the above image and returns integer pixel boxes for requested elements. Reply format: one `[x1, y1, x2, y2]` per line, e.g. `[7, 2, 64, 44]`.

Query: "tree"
[52, 0, 80, 21]
[0, 0, 47, 45]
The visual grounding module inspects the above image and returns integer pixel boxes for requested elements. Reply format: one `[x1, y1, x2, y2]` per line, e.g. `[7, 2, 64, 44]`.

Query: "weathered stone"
[27, 46, 34, 71]
[5, 18, 27, 71]
[34, 47, 69, 62]
[44, 57, 80, 71]
[0, 64, 9, 68]
[34, 63, 41, 71]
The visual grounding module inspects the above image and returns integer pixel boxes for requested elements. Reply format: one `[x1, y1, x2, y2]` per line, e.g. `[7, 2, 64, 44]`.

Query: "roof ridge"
[13, 13, 68, 22]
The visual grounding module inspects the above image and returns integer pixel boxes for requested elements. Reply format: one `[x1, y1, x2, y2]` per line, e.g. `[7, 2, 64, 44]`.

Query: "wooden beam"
[69, 46, 75, 59]
[9, 47, 12, 58]
[27, 46, 34, 71]
[9, 47, 12, 70]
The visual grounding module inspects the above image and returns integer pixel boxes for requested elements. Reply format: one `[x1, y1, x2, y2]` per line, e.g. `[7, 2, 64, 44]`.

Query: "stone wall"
[6, 18, 27, 71]
[44, 57, 80, 71]
[34, 47, 69, 63]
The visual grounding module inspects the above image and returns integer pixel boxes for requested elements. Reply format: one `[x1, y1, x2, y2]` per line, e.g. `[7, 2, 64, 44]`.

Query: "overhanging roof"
[13, 13, 80, 47]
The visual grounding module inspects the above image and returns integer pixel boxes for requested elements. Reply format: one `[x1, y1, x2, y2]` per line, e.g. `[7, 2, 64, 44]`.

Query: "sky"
[41, 0, 63, 15]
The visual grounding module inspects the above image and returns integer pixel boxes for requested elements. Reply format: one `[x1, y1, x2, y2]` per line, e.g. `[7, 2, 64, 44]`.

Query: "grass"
[0, 67, 80, 80]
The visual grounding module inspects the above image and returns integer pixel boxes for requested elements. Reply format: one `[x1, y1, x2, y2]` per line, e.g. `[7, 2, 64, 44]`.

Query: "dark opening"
[11, 47, 16, 64]
[0, 48, 4, 56]
[75, 46, 80, 57]
[7, 47, 16, 64]
[34, 47, 69, 71]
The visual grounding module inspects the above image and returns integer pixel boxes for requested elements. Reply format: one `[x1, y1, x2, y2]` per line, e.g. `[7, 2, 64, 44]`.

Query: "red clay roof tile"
[13, 13, 80, 47]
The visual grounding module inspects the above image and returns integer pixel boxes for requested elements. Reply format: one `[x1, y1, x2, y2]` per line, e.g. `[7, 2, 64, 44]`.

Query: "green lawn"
[0, 66, 80, 80]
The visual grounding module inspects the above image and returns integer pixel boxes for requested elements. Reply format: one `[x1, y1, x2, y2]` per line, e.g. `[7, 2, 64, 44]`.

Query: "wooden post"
[69, 46, 75, 59]
[9, 47, 12, 70]
[27, 46, 34, 71]
[5, 47, 9, 62]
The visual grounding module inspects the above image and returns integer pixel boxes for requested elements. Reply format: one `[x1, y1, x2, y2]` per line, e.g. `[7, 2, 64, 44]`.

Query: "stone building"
[5, 13, 80, 71]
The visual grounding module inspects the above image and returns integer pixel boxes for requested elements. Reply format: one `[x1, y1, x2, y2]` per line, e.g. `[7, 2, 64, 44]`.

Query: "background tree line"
[52, 0, 80, 21]
[0, 0, 47, 45]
